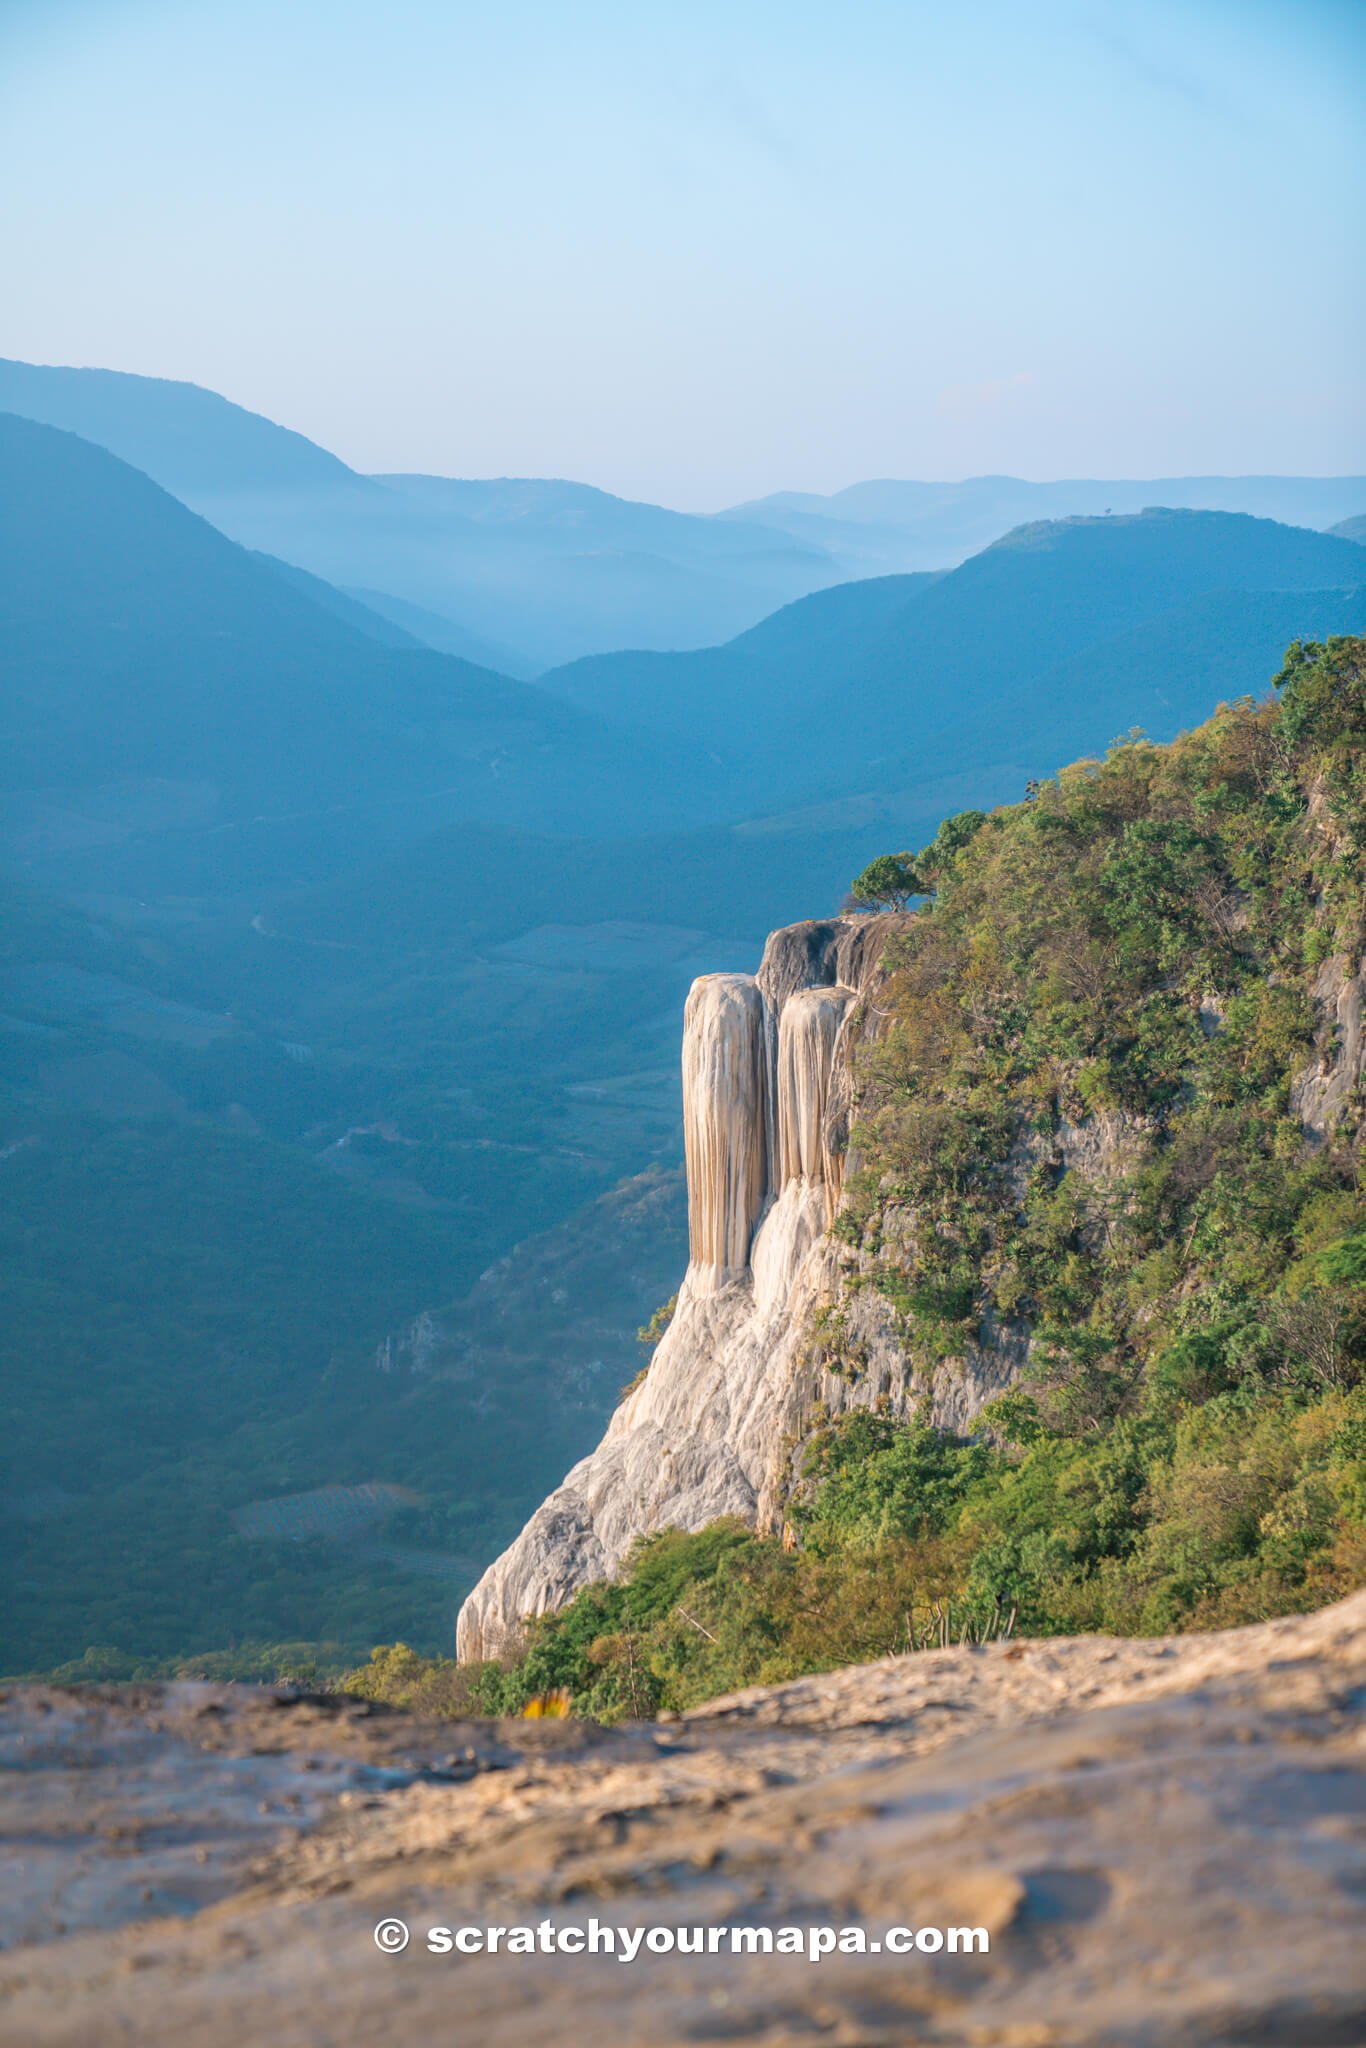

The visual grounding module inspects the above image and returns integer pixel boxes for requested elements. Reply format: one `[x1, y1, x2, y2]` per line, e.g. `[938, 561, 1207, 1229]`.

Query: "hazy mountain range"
[2, 372, 1363, 1676]
[3, 355, 1363, 672]
[542, 507, 1366, 801]
[0, 411, 699, 849]
[0, 359, 833, 671]
[728, 474, 1366, 577]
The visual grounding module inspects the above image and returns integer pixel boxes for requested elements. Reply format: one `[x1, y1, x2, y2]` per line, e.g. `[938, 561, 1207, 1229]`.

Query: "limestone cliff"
[458, 873, 1366, 1660]
[457, 916, 924, 1661]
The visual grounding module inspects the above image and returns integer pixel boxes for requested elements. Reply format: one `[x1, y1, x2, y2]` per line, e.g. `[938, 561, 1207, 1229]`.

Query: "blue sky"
[1, 0, 1362, 506]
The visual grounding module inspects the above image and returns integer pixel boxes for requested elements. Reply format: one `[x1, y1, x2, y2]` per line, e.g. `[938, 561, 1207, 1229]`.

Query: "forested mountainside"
[542, 508, 1366, 780]
[349, 638, 1366, 1718]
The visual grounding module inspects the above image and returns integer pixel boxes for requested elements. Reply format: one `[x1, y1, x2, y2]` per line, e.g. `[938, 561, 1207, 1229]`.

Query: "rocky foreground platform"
[2, 1594, 1364, 2046]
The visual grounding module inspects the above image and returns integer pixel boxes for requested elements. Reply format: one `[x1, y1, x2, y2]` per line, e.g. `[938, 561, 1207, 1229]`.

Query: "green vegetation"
[851, 811, 989, 909]
[619, 1291, 679, 1402]
[348, 639, 1366, 1720]
[635, 1292, 678, 1349]
[0, 1068, 684, 1677]
[0, 862, 691, 1677]
[32, 1640, 354, 1687]
[851, 852, 922, 909]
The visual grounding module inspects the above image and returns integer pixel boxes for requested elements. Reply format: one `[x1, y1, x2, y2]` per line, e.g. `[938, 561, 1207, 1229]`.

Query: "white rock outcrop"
[681, 973, 770, 1288]
[456, 916, 908, 1660]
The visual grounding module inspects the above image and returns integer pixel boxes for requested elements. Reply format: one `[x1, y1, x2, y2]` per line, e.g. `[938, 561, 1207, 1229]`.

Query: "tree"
[916, 808, 988, 884]
[850, 852, 922, 910]
[851, 810, 989, 908]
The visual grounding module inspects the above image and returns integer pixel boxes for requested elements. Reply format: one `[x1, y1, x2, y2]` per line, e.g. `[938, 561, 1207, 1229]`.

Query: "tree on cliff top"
[851, 810, 988, 909]
[850, 852, 922, 910]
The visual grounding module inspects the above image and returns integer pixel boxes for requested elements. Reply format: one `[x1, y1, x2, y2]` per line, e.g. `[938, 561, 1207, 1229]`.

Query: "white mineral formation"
[681, 974, 770, 1287]
[456, 916, 906, 1660]
[776, 984, 852, 1199]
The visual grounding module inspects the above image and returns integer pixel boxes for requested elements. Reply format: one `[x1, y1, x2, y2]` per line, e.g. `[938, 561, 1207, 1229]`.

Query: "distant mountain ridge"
[0, 411, 694, 841]
[5, 354, 1363, 667]
[0, 359, 841, 669]
[285, 503, 1366, 1044]
[0, 355, 359, 498]
[542, 506, 1366, 790]
[725, 473, 1366, 576]
[373, 473, 825, 563]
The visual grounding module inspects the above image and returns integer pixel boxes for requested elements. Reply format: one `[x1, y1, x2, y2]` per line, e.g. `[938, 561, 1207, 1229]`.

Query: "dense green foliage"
[851, 852, 923, 910]
[852, 812, 990, 909]
[348, 639, 1366, 1720]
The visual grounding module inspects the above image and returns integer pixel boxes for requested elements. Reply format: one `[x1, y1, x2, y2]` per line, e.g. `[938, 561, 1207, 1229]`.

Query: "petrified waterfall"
[776, 985, 852, 1197]
[683, 968, 854, 1292]
[682, 975, 770, 1286]
[455, 917, 908, 1661]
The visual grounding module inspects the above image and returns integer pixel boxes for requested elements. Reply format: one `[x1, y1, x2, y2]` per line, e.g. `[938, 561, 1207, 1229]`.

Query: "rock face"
[680, 974, 769, 1286]
[456, 916, 911, 1660]
[6, 1594, 1365, 2047]
[1293, 949, 1366, 1144]
[461, 891, 1366, 1662]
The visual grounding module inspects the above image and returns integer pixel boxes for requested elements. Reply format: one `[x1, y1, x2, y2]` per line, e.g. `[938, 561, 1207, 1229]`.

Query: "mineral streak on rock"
[776, 983, 853, 1199]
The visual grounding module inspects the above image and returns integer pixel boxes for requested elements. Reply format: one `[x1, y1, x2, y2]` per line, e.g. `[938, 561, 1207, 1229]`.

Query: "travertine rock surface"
[681, 972, 771, 1285]
[456, 917, 911, 1661]
[4, 1594, 1364, 2046]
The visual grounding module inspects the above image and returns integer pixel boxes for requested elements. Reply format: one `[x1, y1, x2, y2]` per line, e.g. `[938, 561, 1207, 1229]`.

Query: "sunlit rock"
[455, 916, 908, 1661]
